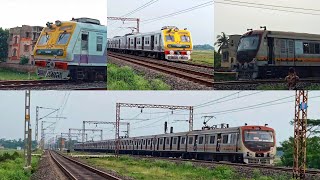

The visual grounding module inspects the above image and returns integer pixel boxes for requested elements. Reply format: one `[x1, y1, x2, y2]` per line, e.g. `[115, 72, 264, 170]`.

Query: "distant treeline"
[0, 138, 37, 149]
[193, 44, 214, 50]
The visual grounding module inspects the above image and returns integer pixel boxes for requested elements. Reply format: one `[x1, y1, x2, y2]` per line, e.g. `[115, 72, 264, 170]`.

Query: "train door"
[128, 38, 131, 49]
[80, 32, 89, 64]
[216, 134, 221, 152]
[134, 37, 137, 49]
[151, 35, 155, 50]
[142, 37, 145, 50]
[287, 40, 295, 64]
[194, 135, 198, 151]
[118, 39, 120, 49]
[267, 37, 274, 64]
[163, 137, 166, 150]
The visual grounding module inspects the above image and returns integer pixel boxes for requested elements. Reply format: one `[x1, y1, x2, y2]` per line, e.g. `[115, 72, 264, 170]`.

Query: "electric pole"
[107, 17, 140, 33]
[293, 90, 308, 179]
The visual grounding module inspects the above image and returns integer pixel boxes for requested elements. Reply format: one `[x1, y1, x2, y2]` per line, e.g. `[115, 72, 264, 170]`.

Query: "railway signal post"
[115, 103, 194, 156]
[293, 90, 308, 179]
[24, 90, 32, 169]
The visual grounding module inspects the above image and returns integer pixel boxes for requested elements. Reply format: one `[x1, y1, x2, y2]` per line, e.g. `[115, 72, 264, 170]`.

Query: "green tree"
[214, 50, 221, 69]
[0, 27, 9, 61]
[280, 119, 320, 169]
[214, 32, 229, 54]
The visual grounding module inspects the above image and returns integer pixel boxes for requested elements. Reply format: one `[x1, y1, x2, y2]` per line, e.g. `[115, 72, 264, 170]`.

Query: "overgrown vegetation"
[0, 68, 40, 80]
[19, 56, 29, 65]
[0, 150, 39, 180]
[81, 155, 290, 180]
[214, 51, 221, 69]
[190, 50, 214, 65]
[0, 138, 38, 149]
[107, 63, 171, 90]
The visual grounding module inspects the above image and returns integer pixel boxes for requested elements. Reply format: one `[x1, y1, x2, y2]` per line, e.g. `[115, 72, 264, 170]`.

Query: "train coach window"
[222, 135, 229, 144]
[315, 44, 320, 54]
[97, 36, 103, 51]
[198, 136, 204, 144]
[188, 137, 193, 144]
[148, 139, 151, 145]
[303, 42, 310, 54]
[160, 138, 163, 144]
[181, 137, 185, 144]
[166, 138, 169, 144]
[173, 138, 177, 144]
[209, 136, 215, 144]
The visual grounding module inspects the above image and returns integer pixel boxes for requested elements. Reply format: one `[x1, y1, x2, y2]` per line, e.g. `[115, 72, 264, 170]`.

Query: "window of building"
[97, 36, 103, 51]
[26, 32, 30, 38]
[13, 49, 17, 57]
[188, 137, 193, 144]
[209, 136, 215, 144]
[198, 136, 204, 144]
[14, 36, 18, 44]
[24, 45, 29, 52]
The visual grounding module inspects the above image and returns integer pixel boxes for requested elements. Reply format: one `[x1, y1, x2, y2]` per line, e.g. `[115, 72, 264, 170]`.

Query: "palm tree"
[214, 32, 229, 54]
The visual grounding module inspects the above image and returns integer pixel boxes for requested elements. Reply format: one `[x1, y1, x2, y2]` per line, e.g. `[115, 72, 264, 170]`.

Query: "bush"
[19, 56, 29, 65]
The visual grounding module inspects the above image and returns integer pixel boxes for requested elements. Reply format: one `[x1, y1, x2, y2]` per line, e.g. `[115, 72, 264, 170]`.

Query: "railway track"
[108, 52, 214, 87]
[49, 151, 121, 180]
[0, 79, 69, 89]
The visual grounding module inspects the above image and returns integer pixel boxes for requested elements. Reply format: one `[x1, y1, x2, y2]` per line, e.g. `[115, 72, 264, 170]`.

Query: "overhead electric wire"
[215, 0, 320, 16]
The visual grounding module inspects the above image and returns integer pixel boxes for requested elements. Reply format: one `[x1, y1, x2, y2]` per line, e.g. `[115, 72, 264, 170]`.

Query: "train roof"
[244, 30, 320, 41]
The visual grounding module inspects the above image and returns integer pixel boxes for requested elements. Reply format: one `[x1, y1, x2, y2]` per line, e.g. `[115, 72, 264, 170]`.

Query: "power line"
[215, 0, 320, 16]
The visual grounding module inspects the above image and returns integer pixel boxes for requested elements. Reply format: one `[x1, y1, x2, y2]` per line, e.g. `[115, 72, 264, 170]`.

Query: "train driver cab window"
[97, 36, 103, 51]
[209, 136, 215, 144]
[181, 137, 185, 144]
[222, 135, 229, 144]
[180, 35, 190, 42]
[198, 136, 204, 144]
[166, 35, 175, 42]
[188, 137, 193, 144]
[56, 33, 71, 45]
[38, 35, 50, 45]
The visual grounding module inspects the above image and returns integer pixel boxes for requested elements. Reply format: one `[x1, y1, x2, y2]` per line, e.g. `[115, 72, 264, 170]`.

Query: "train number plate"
[37, 68, 69, 80]
[167, 55, 189, 61]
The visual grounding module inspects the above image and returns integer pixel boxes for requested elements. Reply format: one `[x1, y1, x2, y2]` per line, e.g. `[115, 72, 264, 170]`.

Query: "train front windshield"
[238, 35, 260, 51]
[244, 130, 274, 142]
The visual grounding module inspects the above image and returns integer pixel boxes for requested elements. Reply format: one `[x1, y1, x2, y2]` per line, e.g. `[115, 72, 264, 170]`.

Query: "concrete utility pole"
[293, 90, 308, 179]
[24, 90, 32, 169]
[115, 103, 193, 156]
[107, 17, 140, 33]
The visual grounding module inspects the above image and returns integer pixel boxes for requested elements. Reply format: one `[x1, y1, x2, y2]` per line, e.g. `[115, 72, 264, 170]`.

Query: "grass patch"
[190, 50, 214, 66]
[305, 84, 320, 90]
[0, 150, 40, 180]
[107, 63, 171, 90]
[84, 155, 236, 180]
[0, 68, 40, 80]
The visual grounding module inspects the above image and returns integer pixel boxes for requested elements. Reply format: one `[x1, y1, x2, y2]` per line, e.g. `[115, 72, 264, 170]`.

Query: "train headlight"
[187, 51, 191, 55]
[170, 50, 174, 55]
[57, 49, 64, 56]
[55, 20, 62, 26]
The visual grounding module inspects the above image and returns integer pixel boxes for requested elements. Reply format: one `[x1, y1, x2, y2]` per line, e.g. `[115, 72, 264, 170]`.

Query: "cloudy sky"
[0, 0, 107, 28]
[214, 0, 320, 44]
[108, 0, 214, 45]
[0, 91, 319, 146]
